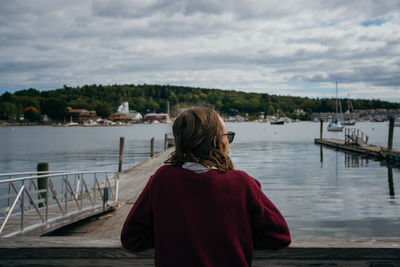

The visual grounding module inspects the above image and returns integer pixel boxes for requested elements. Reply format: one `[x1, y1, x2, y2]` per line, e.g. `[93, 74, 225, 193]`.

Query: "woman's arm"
[250, 179, 291, 250]
[120, 177, 155, 251]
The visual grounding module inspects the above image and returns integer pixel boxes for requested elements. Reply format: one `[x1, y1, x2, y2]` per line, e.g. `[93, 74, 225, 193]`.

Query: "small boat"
[327, 82, 344, 132]
[65, 121, 79, 127]
[327, 120, 344, 131]
[343, 93, 357, 126]
[343, 119, 356, 126]
[270, 119, 284, 125]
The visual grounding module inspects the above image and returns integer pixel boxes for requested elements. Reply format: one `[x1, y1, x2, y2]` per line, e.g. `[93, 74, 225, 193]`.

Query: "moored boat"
[327, 82, 344, 132]
[327, 120, 344, 131]
[270, 119, 285, 125]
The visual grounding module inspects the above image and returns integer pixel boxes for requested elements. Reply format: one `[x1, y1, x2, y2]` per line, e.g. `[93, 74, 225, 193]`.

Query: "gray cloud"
[0, 0, 400, 101]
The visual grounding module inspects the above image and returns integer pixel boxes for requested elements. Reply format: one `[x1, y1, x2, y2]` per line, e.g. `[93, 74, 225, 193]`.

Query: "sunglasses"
[222, 131, 235, 144]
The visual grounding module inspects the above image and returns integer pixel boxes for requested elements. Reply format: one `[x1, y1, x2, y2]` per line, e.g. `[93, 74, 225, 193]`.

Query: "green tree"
[95, 102, 114, 118]
[0, 102, 18, 120]
[24, 107, 40, 122]
[40, 98, 68, 121]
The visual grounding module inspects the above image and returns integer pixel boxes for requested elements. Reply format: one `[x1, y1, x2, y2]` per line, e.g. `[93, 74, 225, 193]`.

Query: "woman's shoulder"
[153, 164, 193, 177]
[219, 169, 261, 187]
[154, 164, 177, 175]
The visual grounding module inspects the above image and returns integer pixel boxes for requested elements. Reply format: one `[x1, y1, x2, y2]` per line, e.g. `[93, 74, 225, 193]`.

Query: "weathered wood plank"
[0, 237, 399, 266]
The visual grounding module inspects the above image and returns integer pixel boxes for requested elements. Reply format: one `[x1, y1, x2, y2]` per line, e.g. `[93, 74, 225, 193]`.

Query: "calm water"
[1, 122, 399, 237]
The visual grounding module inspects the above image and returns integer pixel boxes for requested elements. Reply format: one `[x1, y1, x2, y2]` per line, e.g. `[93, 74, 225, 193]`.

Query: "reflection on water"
[320, 145, 396, 201]
[227, 122, 400, 237]
[1, 122, 399, 237]
[388, 167, 395, 199]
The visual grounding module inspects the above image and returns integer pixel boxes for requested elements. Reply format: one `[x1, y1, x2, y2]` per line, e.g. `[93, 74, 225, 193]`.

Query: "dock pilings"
[164, 133, 168, 151]
[118, 135, 169, 172]
[118, 137, 125, 172]
[150, 137, 155, 157]
[388, 117, 394, 152]
[319, 119, 323, 139]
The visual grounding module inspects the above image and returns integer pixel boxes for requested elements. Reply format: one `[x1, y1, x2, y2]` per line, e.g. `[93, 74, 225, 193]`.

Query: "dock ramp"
[0, 171, 119, 238]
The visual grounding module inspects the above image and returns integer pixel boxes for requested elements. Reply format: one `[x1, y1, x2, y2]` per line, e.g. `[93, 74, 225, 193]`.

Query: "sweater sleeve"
[120, 176, 155, 251]
[249, 178, 291, 250]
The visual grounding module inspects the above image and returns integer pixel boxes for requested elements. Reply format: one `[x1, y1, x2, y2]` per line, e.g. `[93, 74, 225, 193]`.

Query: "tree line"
[1, 84, 399, 122]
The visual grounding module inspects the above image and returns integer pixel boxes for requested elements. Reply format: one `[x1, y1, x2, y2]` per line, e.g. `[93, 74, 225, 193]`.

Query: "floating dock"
[315, 138, 400, 163]
[315, 119, 400, 163]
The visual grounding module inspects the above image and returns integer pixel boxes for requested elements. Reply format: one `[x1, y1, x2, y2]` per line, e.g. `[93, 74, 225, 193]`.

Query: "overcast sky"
[1, 0, 400, 102]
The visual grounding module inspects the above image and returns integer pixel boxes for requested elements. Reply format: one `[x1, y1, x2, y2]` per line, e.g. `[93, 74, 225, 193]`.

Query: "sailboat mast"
[347, 93, 350, 112]
[335, 81, 338, 115]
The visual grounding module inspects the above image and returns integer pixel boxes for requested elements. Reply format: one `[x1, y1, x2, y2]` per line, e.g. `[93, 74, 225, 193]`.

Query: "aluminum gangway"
[0, 171, 119, 238]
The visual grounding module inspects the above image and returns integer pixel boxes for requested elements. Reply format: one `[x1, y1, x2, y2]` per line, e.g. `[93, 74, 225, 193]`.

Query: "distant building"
[108, 112, 143, 123]
[67, 107, 97, 123]
[40, 114, 51, 123]
[126, 112, 143, 121]
[109, 100, 143, 123]
[117, 101, 130, 114]
[144, 113, 170, 123]
[108, 113, 128, 121]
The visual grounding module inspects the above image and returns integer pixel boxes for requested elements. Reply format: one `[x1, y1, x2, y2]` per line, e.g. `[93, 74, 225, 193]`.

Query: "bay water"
[1, 121, 399, 237]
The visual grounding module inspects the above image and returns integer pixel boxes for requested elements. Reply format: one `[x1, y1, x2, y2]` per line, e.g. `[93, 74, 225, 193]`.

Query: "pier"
[44, 147, 175, 238]
[1, 137, 400, 265]
[315, 119, 400, 163]
[0, 135, 171, 238]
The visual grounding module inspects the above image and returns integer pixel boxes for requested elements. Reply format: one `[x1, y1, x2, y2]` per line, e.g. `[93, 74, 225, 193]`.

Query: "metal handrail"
[345, 128, 369, 146]
[0, 171, 68, 178]
[0, 171, 119, 237]
[0, 186, 24, 234]
[0, 171, 115, 184]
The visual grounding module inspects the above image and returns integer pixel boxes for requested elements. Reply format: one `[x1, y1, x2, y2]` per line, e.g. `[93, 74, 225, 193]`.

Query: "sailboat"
[343, 93, 356, 126]
[327, 82, 344, 132]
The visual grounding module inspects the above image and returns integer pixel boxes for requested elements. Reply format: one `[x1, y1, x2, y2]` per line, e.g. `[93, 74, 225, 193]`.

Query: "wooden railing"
[345, 128, 369, 146]
[0, 237, 399, 266]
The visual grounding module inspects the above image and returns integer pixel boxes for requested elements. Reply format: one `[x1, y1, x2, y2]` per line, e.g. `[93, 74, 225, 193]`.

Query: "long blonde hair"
[165, 106, 234, 171]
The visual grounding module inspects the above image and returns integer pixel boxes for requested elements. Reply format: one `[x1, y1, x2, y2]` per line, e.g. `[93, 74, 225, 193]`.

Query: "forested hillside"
[1, 84, 399, 122]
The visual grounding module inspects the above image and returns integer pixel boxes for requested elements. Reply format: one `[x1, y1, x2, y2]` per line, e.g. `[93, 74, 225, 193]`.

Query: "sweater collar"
[182, 162, 215, 174]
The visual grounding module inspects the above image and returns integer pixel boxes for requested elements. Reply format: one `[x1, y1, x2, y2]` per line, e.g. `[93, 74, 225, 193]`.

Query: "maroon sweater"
[121, 165, 291, 267]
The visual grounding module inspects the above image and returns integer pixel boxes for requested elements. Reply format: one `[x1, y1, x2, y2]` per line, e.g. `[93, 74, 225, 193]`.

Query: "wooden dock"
[315, 118, 400, 163]
[1, 236, 399, 266]
[315, 138, 400, 163]
[46, 148, 174, 238]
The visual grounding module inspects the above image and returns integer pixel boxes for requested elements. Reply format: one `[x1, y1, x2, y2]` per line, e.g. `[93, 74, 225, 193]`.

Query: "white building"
[117, 101, 129, 114]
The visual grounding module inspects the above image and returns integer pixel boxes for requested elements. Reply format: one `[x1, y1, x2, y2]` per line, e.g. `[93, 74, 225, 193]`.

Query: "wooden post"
[320, 119, 323, 139]
[164, 133, 168, 151]
[37, 162, 48, 208]
[388, 117, 394, 151]
[150, 137, 154, 157]
[118, 137, 124, 172]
